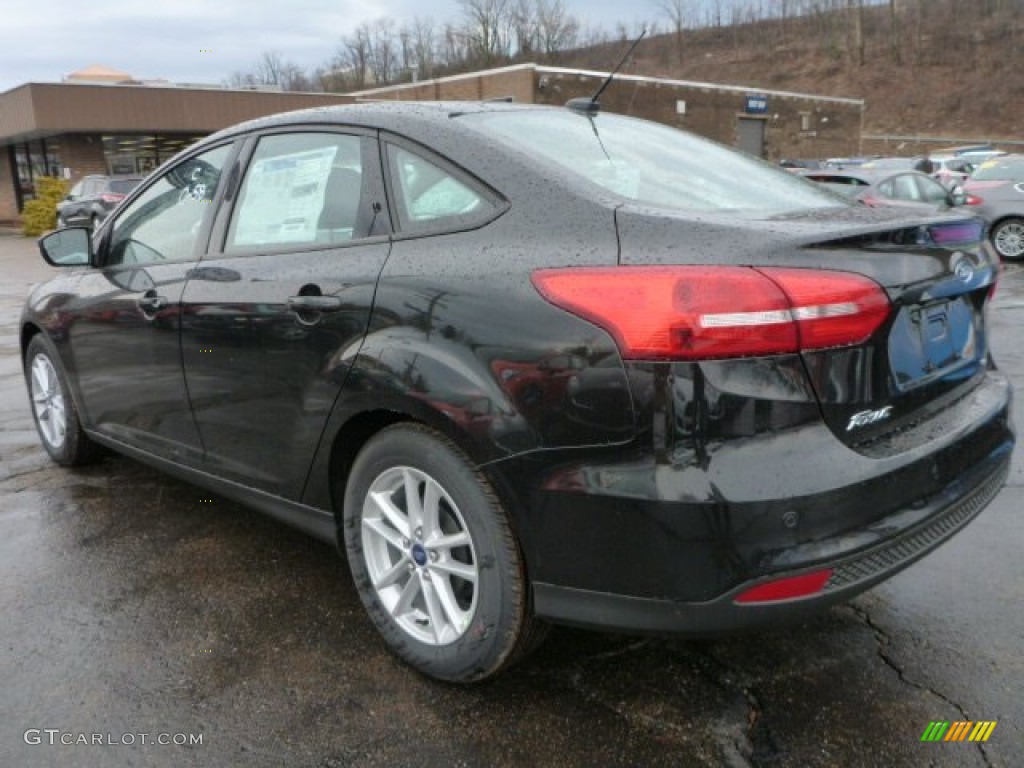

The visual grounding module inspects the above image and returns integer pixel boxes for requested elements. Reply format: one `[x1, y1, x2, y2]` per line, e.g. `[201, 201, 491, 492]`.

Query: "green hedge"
[22, 176, 71, 237]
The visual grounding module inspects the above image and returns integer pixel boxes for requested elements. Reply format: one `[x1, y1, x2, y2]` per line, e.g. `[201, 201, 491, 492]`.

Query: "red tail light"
[100, 193, 125, 204]
[531, 266, 890, 361]
[734, 569, 834, 604]
[965, 194, 984, 206]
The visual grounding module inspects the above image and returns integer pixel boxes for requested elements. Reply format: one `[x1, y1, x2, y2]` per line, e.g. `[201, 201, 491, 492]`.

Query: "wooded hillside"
[562, 0, 1023, 143]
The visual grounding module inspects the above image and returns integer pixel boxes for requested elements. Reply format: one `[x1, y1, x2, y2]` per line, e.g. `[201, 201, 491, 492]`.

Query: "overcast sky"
[0, 0, 652, 93]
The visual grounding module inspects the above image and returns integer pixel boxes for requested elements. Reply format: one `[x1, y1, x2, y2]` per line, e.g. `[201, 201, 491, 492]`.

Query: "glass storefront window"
[101, 133, 204, 175]
[9, 139, 63, 209]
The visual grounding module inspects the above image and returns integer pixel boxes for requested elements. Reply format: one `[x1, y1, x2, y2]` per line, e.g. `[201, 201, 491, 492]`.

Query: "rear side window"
[227, 132, 367, 251]
[385, 144, 496, 233]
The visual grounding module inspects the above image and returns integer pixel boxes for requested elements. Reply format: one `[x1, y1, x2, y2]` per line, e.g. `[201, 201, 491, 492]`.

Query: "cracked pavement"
[1, 233, 1021, 767]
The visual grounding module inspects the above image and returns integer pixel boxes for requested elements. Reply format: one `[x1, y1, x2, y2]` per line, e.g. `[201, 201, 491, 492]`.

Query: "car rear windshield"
[108, 179, 141, 194]
[459, 110, 845, 215]
[971, 157, 1024, 182]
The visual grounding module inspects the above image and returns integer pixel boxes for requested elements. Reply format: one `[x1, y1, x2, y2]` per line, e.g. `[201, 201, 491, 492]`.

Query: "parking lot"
[1, 231, 1021, 767]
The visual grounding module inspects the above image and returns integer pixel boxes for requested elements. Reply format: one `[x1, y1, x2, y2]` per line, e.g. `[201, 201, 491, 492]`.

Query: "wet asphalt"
[1, 232, 1021, 768]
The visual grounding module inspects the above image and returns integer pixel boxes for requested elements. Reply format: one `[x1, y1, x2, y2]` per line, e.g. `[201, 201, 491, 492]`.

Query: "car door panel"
[68, 143, 236, 464]
[180, 130, 391, 500]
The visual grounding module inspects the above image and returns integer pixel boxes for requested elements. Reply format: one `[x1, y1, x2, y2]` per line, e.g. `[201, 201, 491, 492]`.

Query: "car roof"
[200, 100, 546, 146]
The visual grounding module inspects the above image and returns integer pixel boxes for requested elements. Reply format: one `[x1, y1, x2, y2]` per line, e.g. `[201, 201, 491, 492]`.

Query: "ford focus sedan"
[22, 102, 1013, 683]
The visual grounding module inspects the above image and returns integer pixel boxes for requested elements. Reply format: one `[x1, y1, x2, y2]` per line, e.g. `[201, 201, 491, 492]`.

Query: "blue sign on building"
[745, 94, 768, 114]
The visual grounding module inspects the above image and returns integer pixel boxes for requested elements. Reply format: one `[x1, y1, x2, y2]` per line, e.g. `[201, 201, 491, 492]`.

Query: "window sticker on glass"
[234, 146, 338, 246]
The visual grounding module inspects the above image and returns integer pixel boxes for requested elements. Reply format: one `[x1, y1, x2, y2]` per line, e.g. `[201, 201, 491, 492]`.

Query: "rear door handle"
[287, 295, 343, 312]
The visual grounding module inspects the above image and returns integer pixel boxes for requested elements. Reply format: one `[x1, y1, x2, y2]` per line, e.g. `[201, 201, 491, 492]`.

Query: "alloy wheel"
[31, 354, 67, 449]
[993, 220, 1024, 260]
[361, 466, 479, 646]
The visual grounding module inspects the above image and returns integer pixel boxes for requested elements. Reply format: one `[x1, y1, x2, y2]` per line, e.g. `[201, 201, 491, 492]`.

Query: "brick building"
[1, 63, 864, 225]
[0, 73, 353, 224]
[351, 63, 865, 163]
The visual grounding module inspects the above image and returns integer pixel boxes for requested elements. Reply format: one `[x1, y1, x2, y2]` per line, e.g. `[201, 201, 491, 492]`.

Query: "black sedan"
[56, 174, 143, 229]
[22, 102, 1013, 682]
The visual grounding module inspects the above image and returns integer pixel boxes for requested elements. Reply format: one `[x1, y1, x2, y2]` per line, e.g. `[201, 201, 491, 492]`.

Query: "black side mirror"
[38, 227, 92, 267]
[949, 185, 967, 207]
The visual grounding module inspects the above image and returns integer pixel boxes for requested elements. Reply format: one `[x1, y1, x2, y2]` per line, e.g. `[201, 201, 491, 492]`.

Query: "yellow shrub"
[22, 176, 71, 237]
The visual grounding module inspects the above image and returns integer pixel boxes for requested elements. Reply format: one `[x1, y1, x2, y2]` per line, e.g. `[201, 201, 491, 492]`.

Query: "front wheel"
[25, 335, 101, 466]
[991, 218, 1024, 261]
[342, 424, 542, 682]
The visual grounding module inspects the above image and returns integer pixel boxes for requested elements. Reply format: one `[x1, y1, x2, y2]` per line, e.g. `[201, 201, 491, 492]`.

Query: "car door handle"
[287, 295, 343, 312]
[138, 294, 168, 312]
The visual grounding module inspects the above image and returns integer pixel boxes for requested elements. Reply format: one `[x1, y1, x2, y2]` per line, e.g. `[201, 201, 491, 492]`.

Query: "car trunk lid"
[615, 205, 999, 453]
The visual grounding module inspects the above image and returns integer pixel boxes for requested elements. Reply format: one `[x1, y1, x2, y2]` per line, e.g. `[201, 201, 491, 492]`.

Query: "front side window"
[460, 110, 846, 216]
[228, 132, 366, 250]
[106, 144, 231, 266]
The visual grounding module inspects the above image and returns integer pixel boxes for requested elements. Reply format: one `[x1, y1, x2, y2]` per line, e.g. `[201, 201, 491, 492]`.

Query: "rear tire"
[991, 218, 1024, 261]
[25, 335, 102, 466]
[342, 423, 541, 682]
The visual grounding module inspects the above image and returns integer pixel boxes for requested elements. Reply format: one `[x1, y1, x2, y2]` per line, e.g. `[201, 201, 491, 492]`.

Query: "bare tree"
[459, 0, 512, 65]
[338, 23, 372, 89]
[368, 18, 399, 84]
[226, 51, 308, 91]
[536, 0, 579, 57]
[656, 0, 690, 66]
[889, 0, 901, 63]
[411, 17, 438, 80]
[847, 0, 864, 66]
[511, 0, 538, 55]
[440, 22, 469, 68]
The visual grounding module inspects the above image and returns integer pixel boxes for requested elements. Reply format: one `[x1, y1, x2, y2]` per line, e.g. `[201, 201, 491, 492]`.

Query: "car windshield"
[459, 110, 845, 216]
[971, 156, 1024, 182]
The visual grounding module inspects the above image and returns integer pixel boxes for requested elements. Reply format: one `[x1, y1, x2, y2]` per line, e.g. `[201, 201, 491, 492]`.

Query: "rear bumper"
[487, 358, 1014, 635]
[532, 447, 1010, 634]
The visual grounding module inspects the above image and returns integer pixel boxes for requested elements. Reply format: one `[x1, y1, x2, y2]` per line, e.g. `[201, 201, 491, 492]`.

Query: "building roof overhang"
[0, 82, 354, 146]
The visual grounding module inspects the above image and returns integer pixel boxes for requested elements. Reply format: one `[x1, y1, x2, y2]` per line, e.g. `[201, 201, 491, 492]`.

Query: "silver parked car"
[56, 175, 143, 229]
[963, 155, 1024, 260]
[929, 155, 981, 189]
[801, 168, 967, 213]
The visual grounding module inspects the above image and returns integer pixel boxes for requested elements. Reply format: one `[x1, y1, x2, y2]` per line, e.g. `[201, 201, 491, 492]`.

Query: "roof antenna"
[566, 27, 647, 114]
